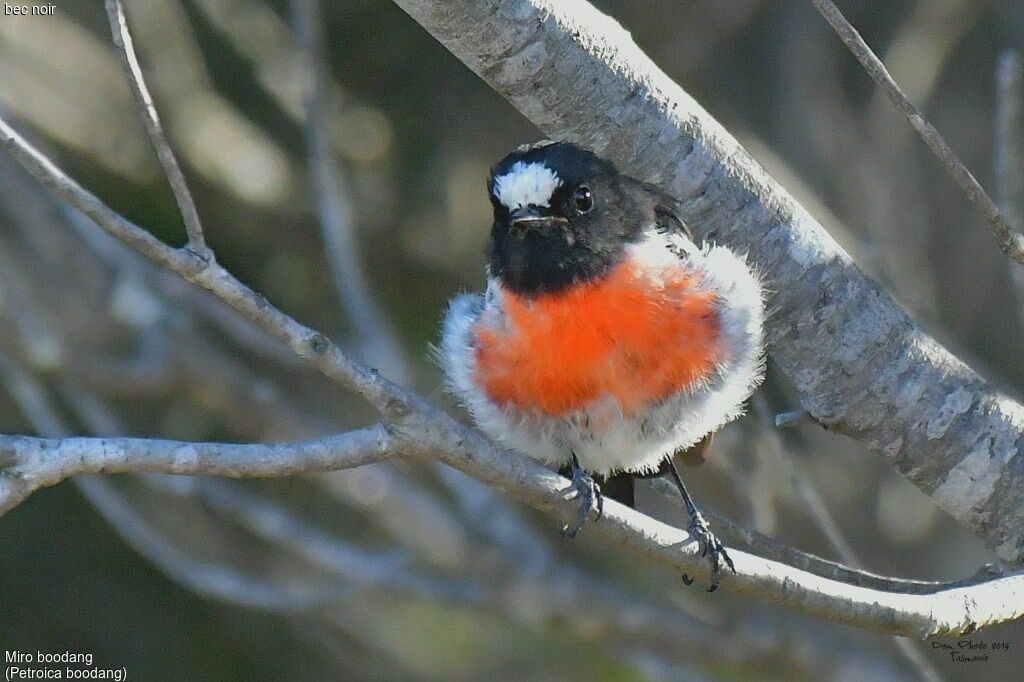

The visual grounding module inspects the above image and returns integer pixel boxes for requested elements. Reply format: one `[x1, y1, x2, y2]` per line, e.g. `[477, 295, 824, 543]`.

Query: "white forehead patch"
[492, 161, 563, 210]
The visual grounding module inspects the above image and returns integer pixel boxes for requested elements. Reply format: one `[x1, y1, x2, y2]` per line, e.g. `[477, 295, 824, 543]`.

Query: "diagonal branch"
[105, 0, 208, 256]
[391, 0, 1024, 566]
[0, 117, 407, 420]
[810, 0, 1024, 264]
[646, 476, 1003, 595]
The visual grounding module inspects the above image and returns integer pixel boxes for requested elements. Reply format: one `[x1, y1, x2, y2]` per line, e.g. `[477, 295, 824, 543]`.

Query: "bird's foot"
[560, 460, 603, 538]
[681, 511, 735, 592]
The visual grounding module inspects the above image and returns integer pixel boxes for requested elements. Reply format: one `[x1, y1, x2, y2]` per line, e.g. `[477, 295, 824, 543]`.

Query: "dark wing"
[640, 182, 693, 240]
[600, 472, 636, 508]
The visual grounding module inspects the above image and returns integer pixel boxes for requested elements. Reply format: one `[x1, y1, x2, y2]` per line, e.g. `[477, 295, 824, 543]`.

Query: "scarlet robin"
[439, 141, 765, 589]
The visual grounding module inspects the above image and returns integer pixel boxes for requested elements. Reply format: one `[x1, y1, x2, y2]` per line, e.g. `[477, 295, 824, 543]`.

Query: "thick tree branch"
[391, 0, 1024, 565]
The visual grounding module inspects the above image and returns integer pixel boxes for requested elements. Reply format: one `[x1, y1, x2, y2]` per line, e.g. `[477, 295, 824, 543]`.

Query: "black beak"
[509, 207, 568, 231]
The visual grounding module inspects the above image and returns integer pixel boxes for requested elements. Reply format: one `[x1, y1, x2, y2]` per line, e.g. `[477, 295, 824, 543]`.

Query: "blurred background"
[1, 0, 1023, 680]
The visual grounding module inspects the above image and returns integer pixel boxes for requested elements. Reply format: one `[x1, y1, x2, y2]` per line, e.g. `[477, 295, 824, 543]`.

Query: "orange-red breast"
[439, 141, 764, 589]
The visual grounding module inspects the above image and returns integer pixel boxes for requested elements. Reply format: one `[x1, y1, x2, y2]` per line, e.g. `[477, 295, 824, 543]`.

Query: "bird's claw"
[684, 513, 735, 591]
[560, 465, 602, 538]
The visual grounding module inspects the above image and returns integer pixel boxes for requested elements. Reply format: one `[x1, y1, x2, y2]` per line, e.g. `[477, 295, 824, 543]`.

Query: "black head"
[486, 141, 680, 296]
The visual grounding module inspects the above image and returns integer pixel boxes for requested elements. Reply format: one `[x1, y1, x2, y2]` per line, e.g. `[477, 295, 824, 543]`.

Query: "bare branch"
[104, 0, 208, 256]
[10, 359, 900, 675]
[0, 366, 915, 668]
[59, 386, 841, 678]
[1, 411, 1022, 636]
[423, 422, 1024, 637]
[58, 388, 484, 611]
[0, 426, 400, 517]
[0, 361, 364, 613]
[810, 0, 1024, 264]
[291, 0, 411, 385]
[646, 477, 1002, 595]
[0, 117, 405, 418]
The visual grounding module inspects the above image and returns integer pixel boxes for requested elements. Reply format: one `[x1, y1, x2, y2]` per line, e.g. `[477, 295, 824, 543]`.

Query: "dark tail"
[597, 433, 715, 509]
[599, 471, 635, 507]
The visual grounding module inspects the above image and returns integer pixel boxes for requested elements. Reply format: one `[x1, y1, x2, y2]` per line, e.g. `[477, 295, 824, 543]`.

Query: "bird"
[438, 141, 765, 589]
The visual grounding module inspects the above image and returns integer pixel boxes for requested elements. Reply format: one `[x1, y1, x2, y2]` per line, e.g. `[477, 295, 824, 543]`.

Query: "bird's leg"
[560, 453, 603, 538]
[663, 457, 735, 591]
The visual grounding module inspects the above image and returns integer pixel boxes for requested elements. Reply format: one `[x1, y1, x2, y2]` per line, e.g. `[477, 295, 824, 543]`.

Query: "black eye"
[572, 186, 594, 214]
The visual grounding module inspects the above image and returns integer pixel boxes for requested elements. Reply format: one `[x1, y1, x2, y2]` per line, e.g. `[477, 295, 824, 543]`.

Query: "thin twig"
[146, 476, 483, 604]
[646, 477, 1000, 596]
[290, 0, 411, 384]
[996, 52, 1024, 231]
[0, 116, 405, 418]
[810, 0, 1024, 263]
[0, 358, 354, 612]
[59, 389, 485, 612]
[757, 396, 943, 681]
[64, 206, 301, 368]
[104, 0, 209, 257]
[994, 51, 1024, 330]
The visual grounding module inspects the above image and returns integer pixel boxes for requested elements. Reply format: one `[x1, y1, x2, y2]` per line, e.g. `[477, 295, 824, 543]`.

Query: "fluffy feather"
[440, 229, 764, 476]
[492, 161, 564, 210]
